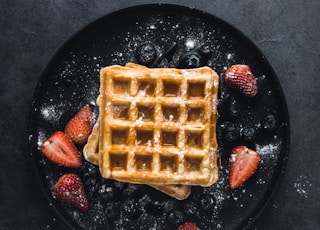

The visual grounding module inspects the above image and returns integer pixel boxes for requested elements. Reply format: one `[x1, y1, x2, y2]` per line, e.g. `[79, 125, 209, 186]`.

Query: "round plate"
[29, 4, 289, 230]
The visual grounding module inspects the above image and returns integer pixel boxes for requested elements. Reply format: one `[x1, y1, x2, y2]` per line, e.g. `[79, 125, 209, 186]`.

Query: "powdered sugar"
[294, 175, 312, 198]
[40, 103, 65, 121]
[36, 130, 47, 150]
[255, 141, 281, 160]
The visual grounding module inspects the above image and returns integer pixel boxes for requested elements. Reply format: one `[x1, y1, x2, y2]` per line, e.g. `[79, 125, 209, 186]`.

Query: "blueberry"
[121, 199, 140, 220]
[136, 42, 157, 67]
[176, 45, 212, 69]
[218, 94, 241, 121]
[85, 178, 100, 196]
[221, 121, 239, 143]
[240, 126, 256, 142]
[145, 202, 163, 216]
[104, 202, 120, 219]
[199, 194, 215, 211]
[183, 201, 198, 216]
[229, 98, 241, 120]
[262, 115, 277, 132]
[97, 184, 120, 201]
[180, 54, 201, 68]
[167, 209, 184, 226]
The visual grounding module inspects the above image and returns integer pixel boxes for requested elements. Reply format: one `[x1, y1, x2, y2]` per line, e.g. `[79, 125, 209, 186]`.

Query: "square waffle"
[83, 117, 191, 200]
[97, 63, 219, 186]
[84, 63, 191, 200]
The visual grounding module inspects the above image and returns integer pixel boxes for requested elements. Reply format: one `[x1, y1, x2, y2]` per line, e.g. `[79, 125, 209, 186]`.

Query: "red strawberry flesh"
[177, 222, 200, 230]
[41, 131, 81, 168]
[229, 146, 260, 189]
[53, 173, 89, 211]
[65, 104, 93, 145]
[224, 64, 258, 97]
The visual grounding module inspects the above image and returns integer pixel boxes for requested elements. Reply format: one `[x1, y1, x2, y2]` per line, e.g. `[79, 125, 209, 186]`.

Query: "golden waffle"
[83, 118, 191, 200]
[84, 63, 192, 200]
[83, 119, 100, 165]
[98, 63, 219, 186]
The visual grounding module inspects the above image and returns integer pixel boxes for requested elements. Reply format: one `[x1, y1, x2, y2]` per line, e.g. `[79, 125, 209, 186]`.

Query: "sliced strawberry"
[65, 104, 93, 145]
[177, 222, 200, 230]
[41, 131, 81, 168]
[229, 146, 260, 189]
[224, 64, 258, 97]
[53, 173, 89, 211]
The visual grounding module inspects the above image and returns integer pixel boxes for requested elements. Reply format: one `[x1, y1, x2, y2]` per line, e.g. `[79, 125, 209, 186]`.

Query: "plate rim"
[28, 3, 290, 230]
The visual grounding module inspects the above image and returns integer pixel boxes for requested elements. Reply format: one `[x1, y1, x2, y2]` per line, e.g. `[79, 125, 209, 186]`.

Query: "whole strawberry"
[65, 104, 93, 145]
[177, 221, 200, 230]
[224, 64, 258, 97]
[53, 173, 89, 211]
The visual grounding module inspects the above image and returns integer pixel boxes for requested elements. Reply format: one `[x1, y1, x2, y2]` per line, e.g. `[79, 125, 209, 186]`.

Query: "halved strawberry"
[224, 64, 258, 97]
[177, 222, 200, 230]
[41, 131, 81, 168]
[65, 104, 93, 145]
[229, 146, 260, 189]
[53, 173, 89, 211]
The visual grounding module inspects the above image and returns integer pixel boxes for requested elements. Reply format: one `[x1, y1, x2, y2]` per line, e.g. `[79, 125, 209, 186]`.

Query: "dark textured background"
[1, 1, 319, 229]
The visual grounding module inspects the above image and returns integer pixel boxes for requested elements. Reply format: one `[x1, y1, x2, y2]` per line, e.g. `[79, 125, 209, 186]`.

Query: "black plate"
[29, 4, 290, 230]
